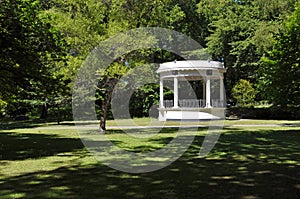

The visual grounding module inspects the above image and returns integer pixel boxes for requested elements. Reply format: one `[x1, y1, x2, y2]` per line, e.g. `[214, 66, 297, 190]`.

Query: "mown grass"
[0, 120, 299, 198]
[23, 117, 299, 128]
[88, 117, 300, 126]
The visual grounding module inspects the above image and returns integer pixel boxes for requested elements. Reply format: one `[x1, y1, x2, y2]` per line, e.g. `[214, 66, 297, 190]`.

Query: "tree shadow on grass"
[0, 128, 300, 198]
[0, 132, 84, 160]
[0, 120, 45, 130]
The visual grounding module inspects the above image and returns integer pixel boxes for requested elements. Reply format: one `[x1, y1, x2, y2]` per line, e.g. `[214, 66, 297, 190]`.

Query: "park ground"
[0, 118, 300, 198]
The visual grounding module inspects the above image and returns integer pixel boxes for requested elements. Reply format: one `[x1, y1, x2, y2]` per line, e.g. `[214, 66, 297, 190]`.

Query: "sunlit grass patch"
[0, 121, 299, 198]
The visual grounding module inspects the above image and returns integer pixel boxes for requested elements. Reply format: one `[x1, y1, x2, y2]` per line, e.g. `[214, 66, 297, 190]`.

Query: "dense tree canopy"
[0, 0, 66, 95]
[1, 0, 299, 121]
[0, 0, 68, 118]
[259, 2, 300, 107]
[197, 0, 298, 98]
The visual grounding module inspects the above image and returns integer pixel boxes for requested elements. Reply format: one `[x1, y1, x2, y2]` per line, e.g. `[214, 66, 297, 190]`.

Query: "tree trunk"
[98, 78, 118, 133]
[56, 104, 61, 125]
[99, 100, 107, 132]
[40, 103, 48, 121]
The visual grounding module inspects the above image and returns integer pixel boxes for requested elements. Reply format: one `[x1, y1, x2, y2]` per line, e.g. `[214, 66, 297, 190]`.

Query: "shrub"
[232, 79, 256, 107]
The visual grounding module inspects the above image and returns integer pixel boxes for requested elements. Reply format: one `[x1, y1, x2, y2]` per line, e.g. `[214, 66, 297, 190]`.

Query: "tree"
[0, 0, 67, 118]
[96, 0, 202, 131]
[50, 0, 203, 131]
[259, 1, 300, 107]
[46, 0, 300, 126]
[197, 0, 298, 100]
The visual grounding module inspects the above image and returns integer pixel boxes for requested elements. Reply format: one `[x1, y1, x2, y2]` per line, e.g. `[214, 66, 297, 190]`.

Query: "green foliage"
[107, 0, 187, 33]
[2, 0, 300, 121]
[0, 0, 66, 96]
[0, 98, 7, 117]
[46, 0, 109, 87]
[198, 0, 298, 99]
[259, 1, 300, 107]
[0, 0, 68, 119]
[232, 79, 256, 107]
[129, 83, 160, 117]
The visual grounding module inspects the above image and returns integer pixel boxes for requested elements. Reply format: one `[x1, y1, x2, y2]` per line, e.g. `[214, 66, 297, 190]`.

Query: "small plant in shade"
[0, 98, 7, 117]
[232, 79, 256, 107]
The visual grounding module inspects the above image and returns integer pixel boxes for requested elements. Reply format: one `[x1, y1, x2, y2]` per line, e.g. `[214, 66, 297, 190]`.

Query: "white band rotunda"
[157, 60, 226, 121]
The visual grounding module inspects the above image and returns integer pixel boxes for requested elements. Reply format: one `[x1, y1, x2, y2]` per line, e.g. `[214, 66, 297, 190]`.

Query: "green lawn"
[0, 120, 300, 198]
[80, 117, 300, 126]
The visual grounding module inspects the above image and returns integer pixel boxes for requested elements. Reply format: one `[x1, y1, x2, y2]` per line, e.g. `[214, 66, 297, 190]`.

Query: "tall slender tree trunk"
[99, 100, 108, 132]
[40, 103, 48, 121]
[98, 78, 118, 133]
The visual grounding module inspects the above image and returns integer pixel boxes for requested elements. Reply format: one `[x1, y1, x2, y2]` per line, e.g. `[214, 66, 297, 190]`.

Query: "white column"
[174, 76, 179, 108]
[206, 78, 211, 108]
[220, 78, 224, 107]
[159, 78, 164, 108]
[202, 81, 206, 101]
